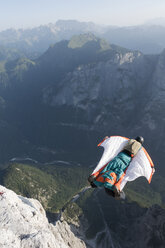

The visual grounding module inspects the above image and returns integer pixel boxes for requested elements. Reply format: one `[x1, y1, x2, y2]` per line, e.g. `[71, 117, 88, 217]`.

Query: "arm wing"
[120, 147, 155, 190]
[91, 136, 129, 176]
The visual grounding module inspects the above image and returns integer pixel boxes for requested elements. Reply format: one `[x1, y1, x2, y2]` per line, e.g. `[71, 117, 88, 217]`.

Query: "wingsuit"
[88, 136, 144, 199]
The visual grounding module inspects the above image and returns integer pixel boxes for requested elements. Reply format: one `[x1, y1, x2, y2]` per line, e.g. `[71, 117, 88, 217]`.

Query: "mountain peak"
[68, 33, 97, 49]
[68, 33, 111, 50]
[55, 19, 97, 29]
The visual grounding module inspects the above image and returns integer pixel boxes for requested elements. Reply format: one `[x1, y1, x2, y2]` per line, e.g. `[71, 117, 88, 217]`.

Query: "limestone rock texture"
[0, 185, 86, 248]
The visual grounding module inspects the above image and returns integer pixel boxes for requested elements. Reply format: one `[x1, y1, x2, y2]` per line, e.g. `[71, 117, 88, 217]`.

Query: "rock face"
[0, 185, 86, 248]
[0, 178, 165, 248]
[42, 46, 157, 141]
[40, 43, 165, 171]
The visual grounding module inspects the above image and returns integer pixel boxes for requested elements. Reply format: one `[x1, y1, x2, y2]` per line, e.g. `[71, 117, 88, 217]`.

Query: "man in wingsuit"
[88, 136, 144, 199]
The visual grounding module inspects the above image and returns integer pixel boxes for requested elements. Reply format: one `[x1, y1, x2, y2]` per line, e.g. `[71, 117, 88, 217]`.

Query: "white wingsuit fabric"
[92, 136, 155, 190]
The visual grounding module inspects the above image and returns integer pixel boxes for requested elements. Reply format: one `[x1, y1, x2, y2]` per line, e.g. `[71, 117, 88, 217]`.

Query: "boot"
[119, 190, 125, 200]
[112, 185, 120, 197]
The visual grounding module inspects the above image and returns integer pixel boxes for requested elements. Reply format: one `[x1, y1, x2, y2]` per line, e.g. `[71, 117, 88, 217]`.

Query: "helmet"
[135, 136, 144, 144]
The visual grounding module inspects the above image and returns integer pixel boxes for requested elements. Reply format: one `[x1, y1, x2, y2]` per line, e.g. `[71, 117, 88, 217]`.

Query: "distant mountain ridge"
[1, 19, 165, 57]
[0, 20, 105, 58]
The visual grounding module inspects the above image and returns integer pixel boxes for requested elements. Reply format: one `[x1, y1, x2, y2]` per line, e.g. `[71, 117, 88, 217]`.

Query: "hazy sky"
[1, 0, 165, 30]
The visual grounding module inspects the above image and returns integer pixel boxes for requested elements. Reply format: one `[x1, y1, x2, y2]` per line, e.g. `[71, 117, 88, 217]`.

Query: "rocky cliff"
[0, 185, 85, 248]
[1, 184, 165, 248]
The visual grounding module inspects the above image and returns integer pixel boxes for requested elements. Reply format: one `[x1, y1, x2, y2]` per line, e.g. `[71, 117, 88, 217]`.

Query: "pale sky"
[1, 0, 165, 30]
